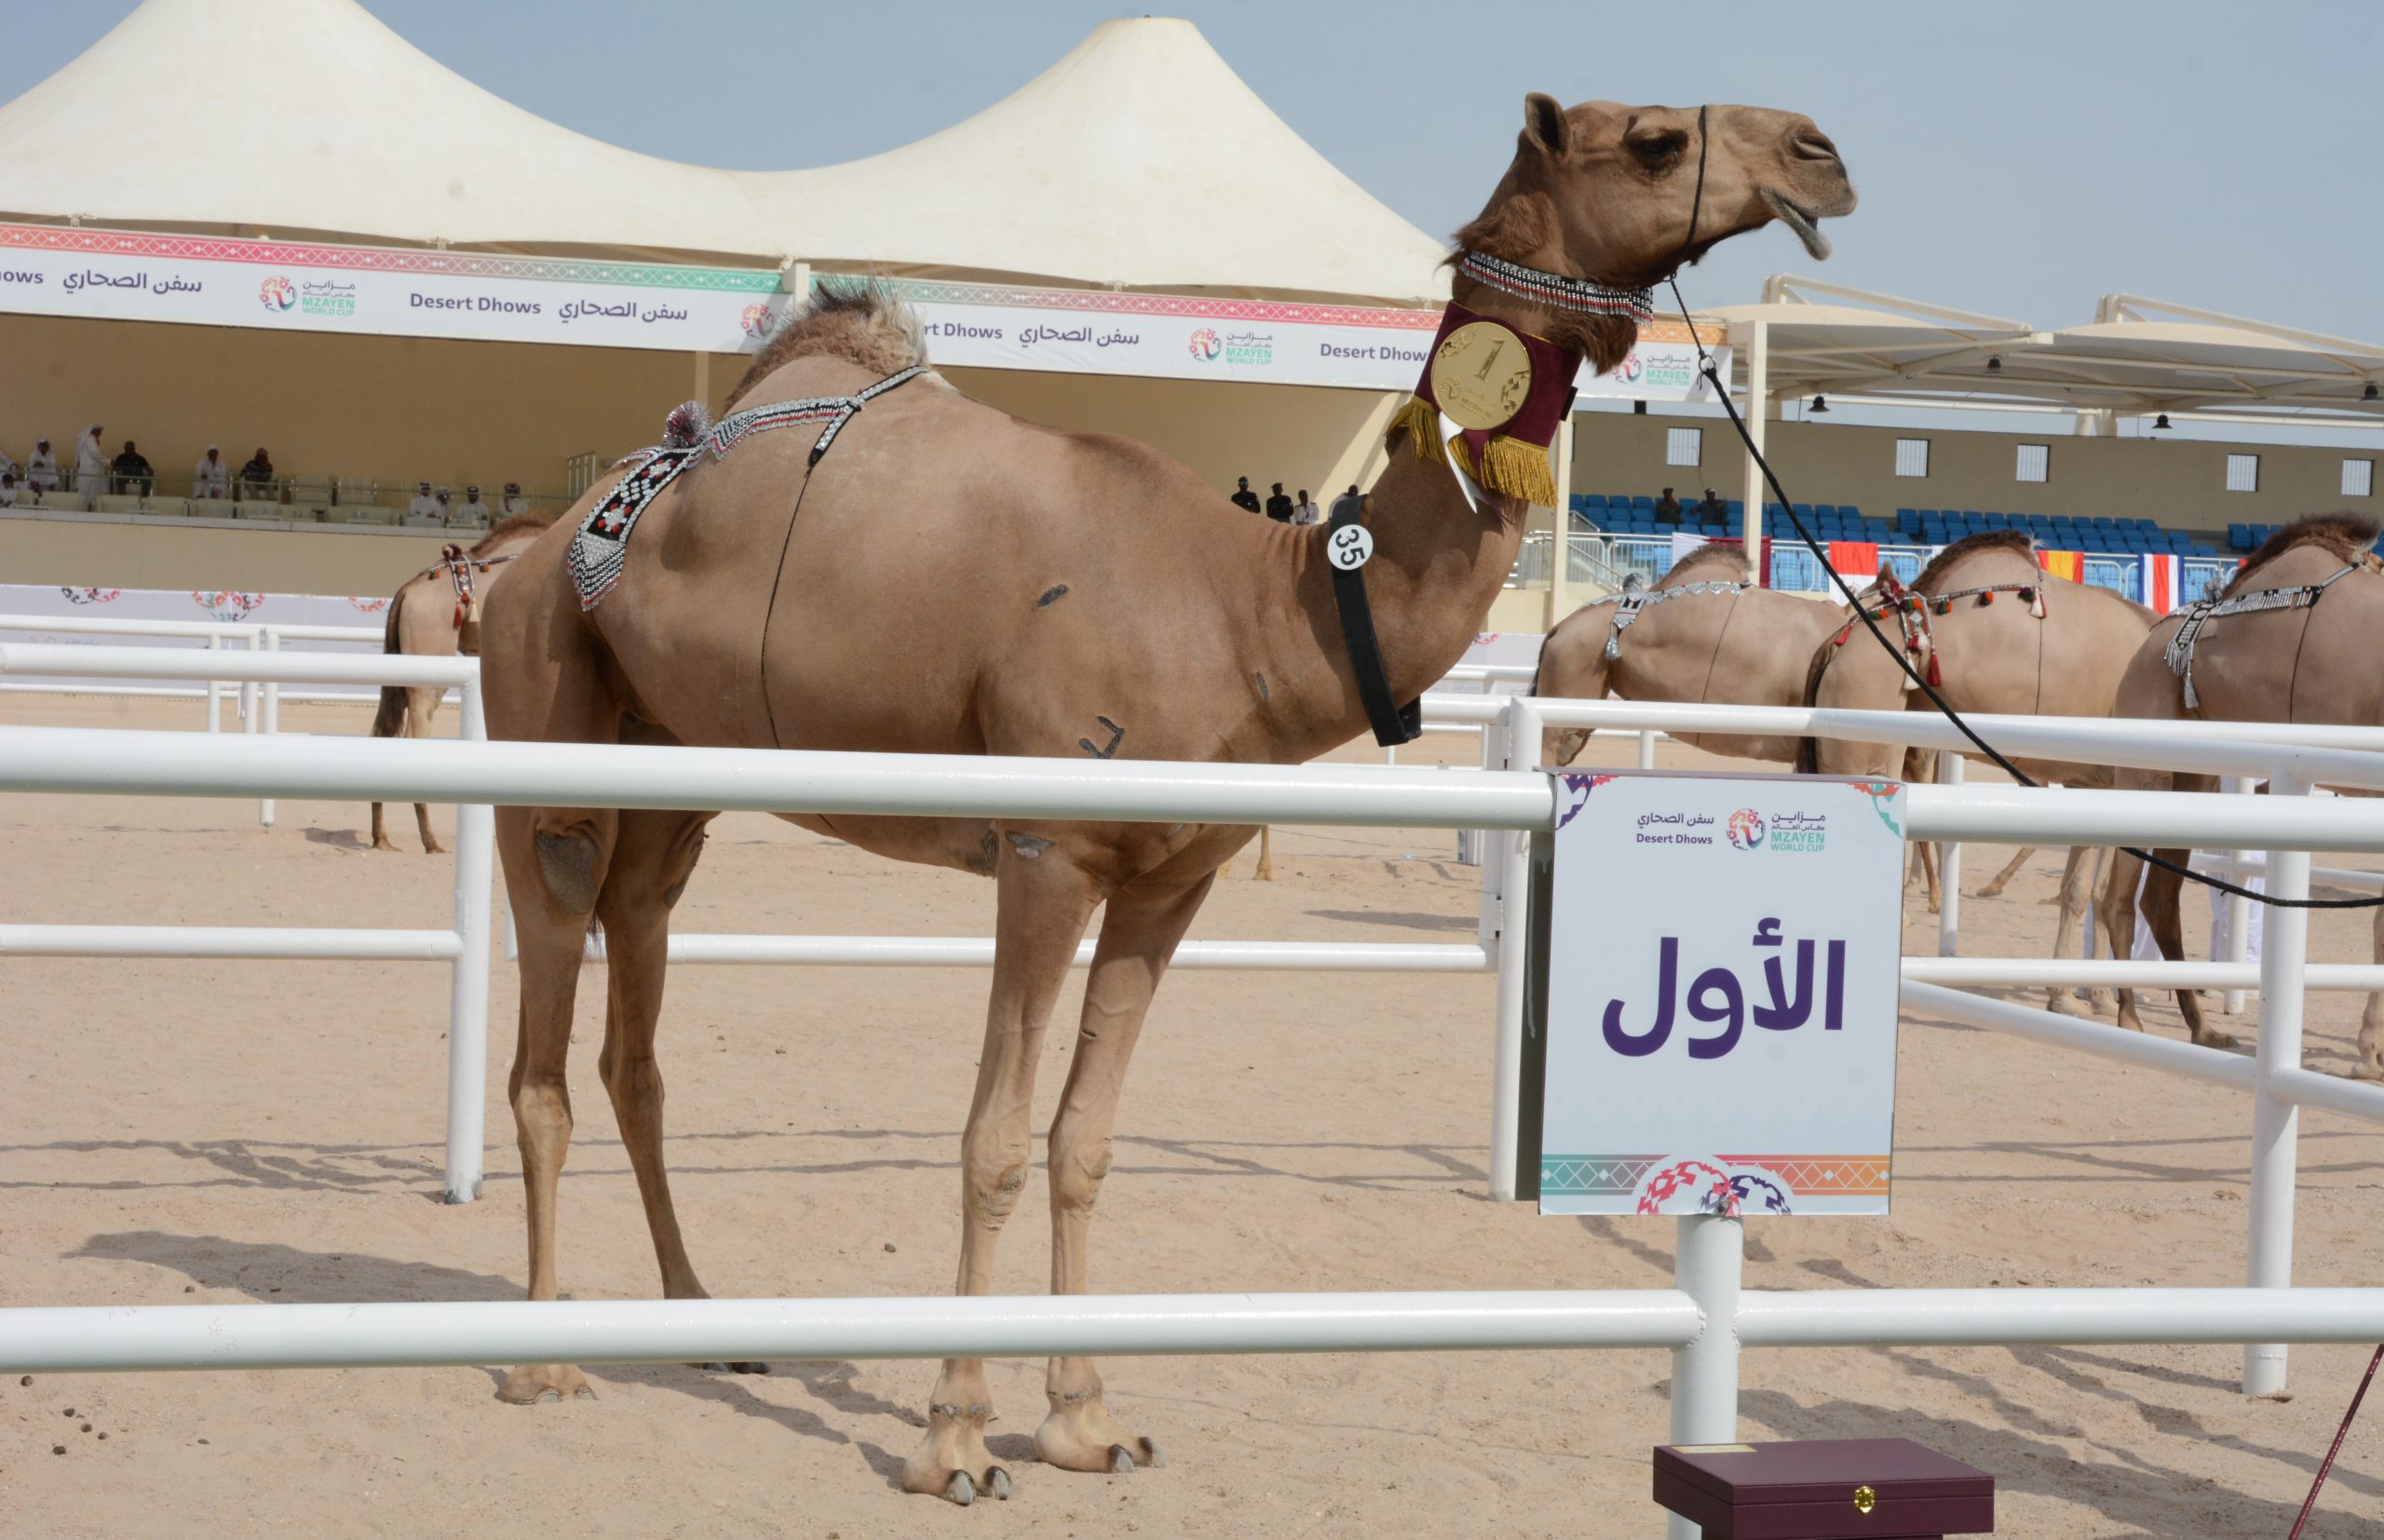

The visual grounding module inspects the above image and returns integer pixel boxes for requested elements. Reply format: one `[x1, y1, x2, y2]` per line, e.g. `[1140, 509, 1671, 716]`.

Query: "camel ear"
[1523, 93, 1570, 157]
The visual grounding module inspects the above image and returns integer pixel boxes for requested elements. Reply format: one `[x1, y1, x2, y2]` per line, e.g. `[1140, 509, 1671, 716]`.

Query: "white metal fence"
[7, 654, 2384, 1535]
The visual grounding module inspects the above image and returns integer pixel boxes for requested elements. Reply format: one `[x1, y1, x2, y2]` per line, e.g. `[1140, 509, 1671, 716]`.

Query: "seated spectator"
[498, 480, 529, 517]
[111, 439, 155, 498]
[435, 485, 454, 521]
[1293, 488, 1321, 526]
[1265, 481, 1294, 523]
[455, 484, 492, 525]
[192, 445, 231, 499]
[24, 437, 59, 492]
[404, 480, 442, 526]
[238, 447, 275, 493]
[1654, 486, 1682, 523]
[0, 471, 17, 507]
[1230, 475, 1260, 513]
[0, 445, 15, 482]
[1694, 486, 1727, 522]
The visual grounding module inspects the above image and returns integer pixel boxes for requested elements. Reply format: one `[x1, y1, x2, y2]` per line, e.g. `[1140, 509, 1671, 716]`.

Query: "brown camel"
[476, 95, 1853, 1504]
[366, 511, 556, 852]
[1529, 547, 1961, 906]
[1797, 532, 2157, 1013]
[2096, 515, 2384, 1073]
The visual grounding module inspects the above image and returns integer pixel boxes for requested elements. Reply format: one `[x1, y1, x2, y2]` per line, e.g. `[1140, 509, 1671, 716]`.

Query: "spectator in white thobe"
[0, 446, 16, 482]
[0, 472, 18, 508]
[403, 481, 442, 527]
[24, 437, 60, 492]
[454, 485, 492, 526]
[498, 481, 528, 518]
[74, 425, 109, 501]
[192, 446, 231, 500]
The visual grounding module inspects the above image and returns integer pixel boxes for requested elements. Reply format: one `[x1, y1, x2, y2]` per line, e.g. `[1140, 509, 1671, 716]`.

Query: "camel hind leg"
[406, 688, 445, 855]
[369, 683, 431, 853]
[2045, 846, 2106, 1017]
[2358, 907, 2384, 1081]
[2140, 849, 2231, 1047]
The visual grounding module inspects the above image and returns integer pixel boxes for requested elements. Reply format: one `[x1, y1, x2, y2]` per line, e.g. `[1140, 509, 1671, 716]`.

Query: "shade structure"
[0, 0, 1450, 304]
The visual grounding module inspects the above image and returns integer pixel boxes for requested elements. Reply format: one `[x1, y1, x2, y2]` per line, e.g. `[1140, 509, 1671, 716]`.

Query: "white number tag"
[1327, 524, 1375, 572]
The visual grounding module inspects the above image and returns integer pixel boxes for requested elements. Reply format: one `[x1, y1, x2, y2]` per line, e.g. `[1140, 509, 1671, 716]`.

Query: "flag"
[2137, 552, 2178, 615]
[1670, 532, 1710, 571]
[2037, 548, 2082, 583]
[1826, 541, 1879, 579]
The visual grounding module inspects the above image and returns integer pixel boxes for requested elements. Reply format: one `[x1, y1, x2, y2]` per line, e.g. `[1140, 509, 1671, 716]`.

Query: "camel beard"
[1388, 301, 1581, 507]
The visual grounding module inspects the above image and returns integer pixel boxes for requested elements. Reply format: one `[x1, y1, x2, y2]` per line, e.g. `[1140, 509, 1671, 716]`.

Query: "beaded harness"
[567, 366, 925, 611]
[1455, 250, 1655, 323]
[1578, 577, 1743, 659]
[1828, 571, 2048, 690]
[2162, 561, 2360, 710]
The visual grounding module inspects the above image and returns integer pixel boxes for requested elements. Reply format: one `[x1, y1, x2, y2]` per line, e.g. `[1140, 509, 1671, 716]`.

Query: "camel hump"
[724, 280, 928, 412]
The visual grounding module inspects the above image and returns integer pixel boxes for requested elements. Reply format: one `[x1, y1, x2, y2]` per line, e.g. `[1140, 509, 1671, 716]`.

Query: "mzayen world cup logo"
[1187, 328, 1221, 362]
[739, 302, 777, 337]
[1727, 808, 1767, 851]
[259, 276, 297, 312]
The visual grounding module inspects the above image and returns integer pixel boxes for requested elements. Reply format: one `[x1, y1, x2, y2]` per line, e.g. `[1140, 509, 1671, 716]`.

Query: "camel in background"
[1798, 532, 2157, 1014]
[1529, 545, 1967, 909]
[476, 94, 1853, 1504]
[2096, 515, 2384, 1074]
[366, 511, 555, 852]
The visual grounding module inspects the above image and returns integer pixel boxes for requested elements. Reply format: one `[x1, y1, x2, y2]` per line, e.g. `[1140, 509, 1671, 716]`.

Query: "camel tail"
[371, 587, 408, 739]
[1793, 630, 1835, 775]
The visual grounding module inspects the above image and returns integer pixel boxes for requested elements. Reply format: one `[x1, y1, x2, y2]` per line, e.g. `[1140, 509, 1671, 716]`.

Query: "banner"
[1535, 770, 1906, 1216]
[0, 223, 791, 355]
[0, 583, 389, 696]
[847, 275, 1729, 399]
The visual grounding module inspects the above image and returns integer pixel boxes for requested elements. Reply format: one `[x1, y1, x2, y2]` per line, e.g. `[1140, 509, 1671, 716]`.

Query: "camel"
[2094, 515, 2384, 1073]
[366, 512, 556, 852]
[1529, 547, 1969, 908]
[1796, 532, 2158, 1014]
[475, 94, 1853, 1504]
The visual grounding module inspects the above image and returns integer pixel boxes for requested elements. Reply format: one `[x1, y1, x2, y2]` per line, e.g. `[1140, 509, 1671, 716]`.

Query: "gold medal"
[1429, 320, 1534, 431]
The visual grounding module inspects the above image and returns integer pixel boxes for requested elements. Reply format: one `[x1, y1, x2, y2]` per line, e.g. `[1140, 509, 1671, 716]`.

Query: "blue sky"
[7, 1, 2382, 341]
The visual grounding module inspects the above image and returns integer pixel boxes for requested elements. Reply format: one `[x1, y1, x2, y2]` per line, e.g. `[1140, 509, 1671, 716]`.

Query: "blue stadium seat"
[2228, 524, 2251, 550]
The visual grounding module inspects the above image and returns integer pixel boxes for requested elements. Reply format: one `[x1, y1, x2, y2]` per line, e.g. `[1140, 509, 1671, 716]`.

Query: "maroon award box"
[1653, 1439, 1994, 1538]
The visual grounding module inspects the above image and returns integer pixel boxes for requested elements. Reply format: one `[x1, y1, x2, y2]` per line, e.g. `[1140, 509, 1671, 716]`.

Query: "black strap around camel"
[1327, 499, 1421, 747]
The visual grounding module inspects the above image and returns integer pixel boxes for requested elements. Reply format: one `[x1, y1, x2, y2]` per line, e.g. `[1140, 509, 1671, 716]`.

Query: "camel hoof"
[422, 842, 446, 856]
[2348, 1061, 2384, 1083]
[370, 837, 398, 853]
[497, 1363, 593, 1405]
[2195, 1030, 2238, 1050]
[1106, 1438, 1163, 1474]
[942, 1471, 976, 1506]
[1976, 884, 2008, 900]
[984, 1466, 1012, 1501]
[2046, 993, 2092, 1019]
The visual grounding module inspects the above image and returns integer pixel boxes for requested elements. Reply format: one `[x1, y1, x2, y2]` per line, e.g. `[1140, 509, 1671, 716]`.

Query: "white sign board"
[1537, 770, 1906, 1216]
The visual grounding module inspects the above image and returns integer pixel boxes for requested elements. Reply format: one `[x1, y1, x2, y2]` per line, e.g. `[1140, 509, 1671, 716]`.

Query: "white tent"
[0, 0, 1448, 304]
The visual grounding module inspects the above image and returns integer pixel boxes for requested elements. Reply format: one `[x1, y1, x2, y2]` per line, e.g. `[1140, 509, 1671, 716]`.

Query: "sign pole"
[1667, 1212, 1744, 1540]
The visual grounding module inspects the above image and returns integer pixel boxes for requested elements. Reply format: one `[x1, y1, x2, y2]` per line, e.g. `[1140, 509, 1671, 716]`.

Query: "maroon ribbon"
[1409, 302, 1582, 468]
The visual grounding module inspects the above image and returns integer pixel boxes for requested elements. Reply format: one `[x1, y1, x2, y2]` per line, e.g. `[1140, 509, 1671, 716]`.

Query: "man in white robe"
[403, 481, 442, 526]
[454, 484, 492, 527]
[23, 438, 59, 492]
[192, 446, 230, 500]
[74, 425, 108, 502]
[498, 481, 528, 518]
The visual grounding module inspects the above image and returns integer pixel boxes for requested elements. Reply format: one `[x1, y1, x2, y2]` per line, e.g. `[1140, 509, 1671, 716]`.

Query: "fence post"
[2243, 772, 2311, 1397]
[1637, 729, 1658, 770]
[259, 630, 280, 829]
[1937, 752, 1963, 957]
[1488, 696, 1540, 1202]
[2222, 776, 2253, 1016]
[205, 635, 222, 733]
[1667, 1213, 1745, 1540]
[442, 676, 495, 1205]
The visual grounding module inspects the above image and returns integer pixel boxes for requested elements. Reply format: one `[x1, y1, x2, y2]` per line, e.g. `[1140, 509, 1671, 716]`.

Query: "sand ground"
[3, 696, 2380, 1538]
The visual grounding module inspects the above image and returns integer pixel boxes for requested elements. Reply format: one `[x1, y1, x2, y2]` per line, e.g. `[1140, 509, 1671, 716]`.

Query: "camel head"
[1456, 96, 1855, 360]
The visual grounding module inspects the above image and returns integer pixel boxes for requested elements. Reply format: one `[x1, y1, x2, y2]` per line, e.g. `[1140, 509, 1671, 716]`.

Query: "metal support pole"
[441, 678, 494, 1205]
[205, 635, 222, 733]
[2223, 776, 2253, 1016]
[259, 631, 280, 829]
[1546, 412, 1577, 630]
[2244, 774, 2311, 1396]
[1488, 697, 1539, 1202]
[1667, 1213, 1745, 1540]
[1937, 752, 1963, 957]
[1638, 729, 1658, 770]
[1738, 318, 1768, 592]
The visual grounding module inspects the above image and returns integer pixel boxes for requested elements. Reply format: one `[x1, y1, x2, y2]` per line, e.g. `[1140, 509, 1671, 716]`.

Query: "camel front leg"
[2358, 907, 2384, 1081]
[1977, 845, 2035, 899]
[1036, 871, 1213, 1478]
[2046, 846, 2106, 1017]
[904, 839, 1102, 1506]
[2100, 846, 2149, 1033]
[2143, 849, 2233, 1048]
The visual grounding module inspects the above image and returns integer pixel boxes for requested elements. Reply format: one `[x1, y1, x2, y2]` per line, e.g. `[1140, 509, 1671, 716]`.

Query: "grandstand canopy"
[1717, 277, 2384, 430]
[0, 0, 1448, 304]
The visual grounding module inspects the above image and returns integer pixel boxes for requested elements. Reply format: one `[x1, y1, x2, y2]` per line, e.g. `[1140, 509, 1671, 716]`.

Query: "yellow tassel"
[1476, 434, 1559, 506]
[1387, 397, 1444, 464]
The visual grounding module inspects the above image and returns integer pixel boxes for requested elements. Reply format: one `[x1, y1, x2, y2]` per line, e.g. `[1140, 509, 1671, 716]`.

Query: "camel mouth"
[1761, 189, 1842, 262]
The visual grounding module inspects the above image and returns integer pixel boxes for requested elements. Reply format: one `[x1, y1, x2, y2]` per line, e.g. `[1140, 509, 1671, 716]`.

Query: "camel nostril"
[1794, 132, 1840, 162]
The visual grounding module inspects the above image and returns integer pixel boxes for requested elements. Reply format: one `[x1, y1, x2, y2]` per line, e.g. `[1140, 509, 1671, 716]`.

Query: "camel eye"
[1631, 132, 1686, 166]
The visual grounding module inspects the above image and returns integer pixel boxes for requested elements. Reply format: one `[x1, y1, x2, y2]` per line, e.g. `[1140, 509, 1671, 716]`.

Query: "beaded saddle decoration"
[568, 365, 925, 611]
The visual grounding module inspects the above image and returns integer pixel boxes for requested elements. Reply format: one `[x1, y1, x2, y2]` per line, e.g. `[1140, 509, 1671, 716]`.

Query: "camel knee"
[1048, 1124, 1116, 1219]
[597, 1046, 662, 1113]
[510, 1076, 574, 1151]
[963, 1149, 1032, 1230]
[535, 827, 604, 914]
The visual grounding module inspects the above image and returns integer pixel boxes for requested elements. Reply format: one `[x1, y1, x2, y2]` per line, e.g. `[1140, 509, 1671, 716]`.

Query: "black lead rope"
[1658, 265, 2379, 912]
[1329, 500, 1422, 747]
